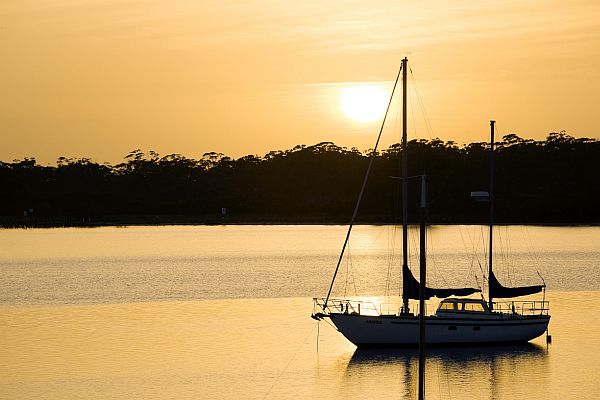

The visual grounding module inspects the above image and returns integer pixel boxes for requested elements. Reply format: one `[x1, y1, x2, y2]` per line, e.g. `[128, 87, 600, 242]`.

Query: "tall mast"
[401, 57, 409, 313]
[488, 120, 495, 310]
[322, 63, 403, 309]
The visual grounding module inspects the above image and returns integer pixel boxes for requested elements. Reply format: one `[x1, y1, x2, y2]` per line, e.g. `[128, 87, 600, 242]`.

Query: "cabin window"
[439, 302, 456, 311]
[463, 303, 485, 312]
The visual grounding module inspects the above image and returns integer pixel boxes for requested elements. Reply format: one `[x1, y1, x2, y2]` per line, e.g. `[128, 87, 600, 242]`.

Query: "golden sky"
[1, 0, 599, 164]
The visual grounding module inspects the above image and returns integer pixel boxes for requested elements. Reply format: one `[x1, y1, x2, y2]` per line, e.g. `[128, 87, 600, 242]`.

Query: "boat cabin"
[435, 298, 491, 316]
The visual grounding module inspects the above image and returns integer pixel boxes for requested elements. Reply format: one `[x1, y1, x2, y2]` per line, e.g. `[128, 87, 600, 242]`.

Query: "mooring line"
[262, 323, 318, 399]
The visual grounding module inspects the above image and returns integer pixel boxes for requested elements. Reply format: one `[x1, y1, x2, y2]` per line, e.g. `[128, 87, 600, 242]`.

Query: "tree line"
[1, 131, 598, 225]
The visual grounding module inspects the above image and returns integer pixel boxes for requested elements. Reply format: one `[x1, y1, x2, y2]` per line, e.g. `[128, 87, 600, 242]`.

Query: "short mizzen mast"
[488, 120, 495, 311]
[401, 57, 409, 313]
[476, 120, 544, 303]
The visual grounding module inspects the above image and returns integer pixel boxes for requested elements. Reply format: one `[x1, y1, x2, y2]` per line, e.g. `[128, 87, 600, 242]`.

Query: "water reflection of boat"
[312, 57, 550, 346]
[348, 343, 546, 366]
[344, 344, 549, 399]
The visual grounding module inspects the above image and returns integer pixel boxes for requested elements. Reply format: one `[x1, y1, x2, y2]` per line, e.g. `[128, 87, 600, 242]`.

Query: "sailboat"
[311, 58, 550, 346]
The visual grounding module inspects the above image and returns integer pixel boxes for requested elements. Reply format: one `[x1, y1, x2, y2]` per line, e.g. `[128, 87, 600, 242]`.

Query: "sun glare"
[340, 85, 388, 123]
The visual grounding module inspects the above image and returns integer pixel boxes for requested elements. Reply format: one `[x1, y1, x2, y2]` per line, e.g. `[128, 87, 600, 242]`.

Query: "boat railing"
[492, 300, 550, 316]
[313, 297, 436, 317]
[313, 298, 381, 316]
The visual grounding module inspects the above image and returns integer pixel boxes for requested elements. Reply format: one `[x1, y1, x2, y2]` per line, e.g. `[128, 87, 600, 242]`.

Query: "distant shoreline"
[1, 215, 598, 228]
[3, 136, 599, 227]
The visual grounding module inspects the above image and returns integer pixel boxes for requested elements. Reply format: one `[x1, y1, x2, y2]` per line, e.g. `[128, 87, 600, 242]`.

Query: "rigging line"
[409, 74, 418, 143]
[505, 227, 514, 278]
[478, 261, 487, 281]
[465, 225, 481, 286]
[392, 82, 401, 147]
[458, 225, 478, 287]
[394, 224, 403, 297]
[428, 227, 449, 286]
[475, 228, 485, 287]
[316, 321, 319, 354]
[424, 222, 441, 284]
[457, 226, 471, 287]
[392, 174, 432, 181]
[385, 225, 394, 298]
[500, 227, 513, 286]
[481, 225, 488, 286]
[531, 227, 543, 264]
[425, 225, 437, 282]
[463, 224, 478, 258]
[496, 226, 506, 282]
[475, 224, 485, 270]
[425, 227, 437, 286]
[523, 225, 542, 270]
[497, 227, 512, 285]
[387, 235, 392, 298]
[412, 227, 420, 272]
[343, 247, 350, 298]
[474, 273, 481, 294]
[409, 225, 417, 270]
[409, 65, 434, 139]
[349, 247, 359, 297]
[324, 63, 403, 308]
[363, 227, 389, 295]
[523, 228, 537, 273]
[347, 245, 359, 297]
[481, 224, 488, 262]
[262, 323, 318, 400]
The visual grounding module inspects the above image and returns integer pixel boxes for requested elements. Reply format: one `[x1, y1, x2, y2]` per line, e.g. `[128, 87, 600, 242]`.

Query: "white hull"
[329, 313, 550, 346]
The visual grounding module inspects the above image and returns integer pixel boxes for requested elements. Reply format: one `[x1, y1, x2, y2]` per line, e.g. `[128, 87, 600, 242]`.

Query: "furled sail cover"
[489, 271, 544, 298]
[402, 265, 481, 300]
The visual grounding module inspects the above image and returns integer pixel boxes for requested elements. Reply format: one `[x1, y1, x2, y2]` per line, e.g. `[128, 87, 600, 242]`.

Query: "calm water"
[1, 225, 599, 399]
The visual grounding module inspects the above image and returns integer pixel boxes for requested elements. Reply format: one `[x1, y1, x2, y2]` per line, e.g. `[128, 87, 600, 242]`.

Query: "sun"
[340, 85, 388, 123]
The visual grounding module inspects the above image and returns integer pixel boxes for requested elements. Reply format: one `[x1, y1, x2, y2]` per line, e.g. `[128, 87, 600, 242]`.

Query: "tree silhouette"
[0, 133, 598, 226]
